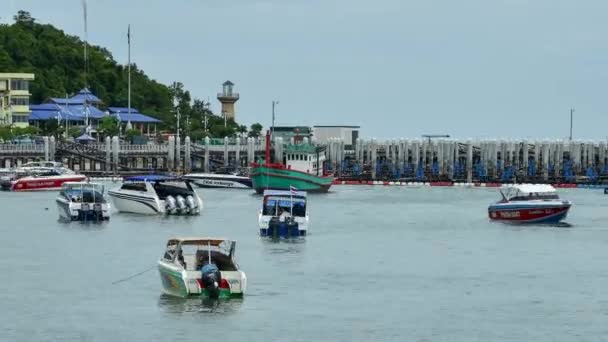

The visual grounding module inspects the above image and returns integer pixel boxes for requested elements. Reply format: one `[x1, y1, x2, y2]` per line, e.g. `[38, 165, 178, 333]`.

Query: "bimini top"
[263, 190, 307, 198]
[166, 237, 234, 247]
[502, 184, 557, 194]
[124, 175, 180, 182]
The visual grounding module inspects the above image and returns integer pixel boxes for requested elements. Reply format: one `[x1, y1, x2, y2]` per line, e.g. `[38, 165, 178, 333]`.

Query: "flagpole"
[127, 24, 131, 125]
[290, 185, 293, 216]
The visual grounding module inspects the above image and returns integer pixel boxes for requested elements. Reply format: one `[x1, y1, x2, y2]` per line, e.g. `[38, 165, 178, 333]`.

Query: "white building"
[312, 125, 360, 150]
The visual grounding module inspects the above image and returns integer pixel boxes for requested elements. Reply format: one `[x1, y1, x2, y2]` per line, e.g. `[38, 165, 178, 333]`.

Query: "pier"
[1, 136, 607, 184]
[325, 138, 608, 184]
[0, 136, 267, 175]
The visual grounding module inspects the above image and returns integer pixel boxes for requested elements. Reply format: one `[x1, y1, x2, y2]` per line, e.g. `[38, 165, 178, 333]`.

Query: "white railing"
[0, 144, 45, 153]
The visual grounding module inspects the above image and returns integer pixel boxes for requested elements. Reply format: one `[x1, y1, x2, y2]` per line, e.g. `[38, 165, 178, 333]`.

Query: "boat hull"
[56, 198, 111, 221]
[158, 263, 245, 298]
[488, 203, 571, 224]
[5, 175, 87, 191]
[108, 191, 163, 215]
[250, 166, 333, 193]
[184, 174, 252, 189]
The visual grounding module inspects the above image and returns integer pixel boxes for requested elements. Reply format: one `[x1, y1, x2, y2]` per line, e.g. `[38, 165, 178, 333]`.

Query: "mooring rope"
[111, 265, 156, 285]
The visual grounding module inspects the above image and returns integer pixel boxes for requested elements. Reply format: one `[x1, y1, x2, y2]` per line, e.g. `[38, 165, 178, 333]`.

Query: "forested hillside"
[0, 11, 261, 139]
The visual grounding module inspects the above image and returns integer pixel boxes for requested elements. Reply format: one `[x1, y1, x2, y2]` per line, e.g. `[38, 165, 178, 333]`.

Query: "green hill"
[0, 11, 261, 139]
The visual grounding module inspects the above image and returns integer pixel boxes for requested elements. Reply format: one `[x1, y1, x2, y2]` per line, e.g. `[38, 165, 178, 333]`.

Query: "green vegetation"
[0, 11, 263, 139]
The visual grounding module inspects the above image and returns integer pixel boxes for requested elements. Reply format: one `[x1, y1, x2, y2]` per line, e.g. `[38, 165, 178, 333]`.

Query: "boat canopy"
[166, 237, 234, 247]
[62, 182, 104, 193]
[124, 175, 180, 182]
[165, 237, 236, 258]
[501, 184, 559, 201]
[263, 190, 307, 198]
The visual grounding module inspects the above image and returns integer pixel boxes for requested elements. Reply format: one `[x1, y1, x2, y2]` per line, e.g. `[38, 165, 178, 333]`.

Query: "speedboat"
[56, 182, 111, 221]
[183, 169, 252, 189]
[1, 161, 87, 191]
[258, 189, 309, 238]
[158, 237, 247, 298]
[107, 175, 202, 215]
[488, 184, 572, 224]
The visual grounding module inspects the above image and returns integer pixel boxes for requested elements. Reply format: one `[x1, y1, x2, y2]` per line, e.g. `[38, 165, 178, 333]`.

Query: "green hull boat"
[250, 165, 333, 194]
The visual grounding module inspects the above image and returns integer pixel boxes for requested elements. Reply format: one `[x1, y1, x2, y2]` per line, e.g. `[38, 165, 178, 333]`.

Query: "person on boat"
[279, 208, 291, 222]
[177, 250, 186, 269]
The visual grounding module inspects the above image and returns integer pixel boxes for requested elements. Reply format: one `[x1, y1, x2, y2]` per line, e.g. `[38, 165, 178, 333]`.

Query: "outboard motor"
[165, 195, 177, 214]
[175, 195, 186, 213]
[185, 195, 197, 214]
[200, 263, 222, 299]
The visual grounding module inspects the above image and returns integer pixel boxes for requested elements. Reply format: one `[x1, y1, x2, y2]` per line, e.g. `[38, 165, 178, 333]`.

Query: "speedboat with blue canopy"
[108, 175, 202, 215]
[56, 181, 110, 221]
[258, 189, 308, 238]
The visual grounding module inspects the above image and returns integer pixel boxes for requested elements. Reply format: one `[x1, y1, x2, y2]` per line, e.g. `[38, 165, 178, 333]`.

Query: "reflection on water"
[158, 294, 244, 315]
[59, 220, 110, 231]
[261, 238, 306, 255]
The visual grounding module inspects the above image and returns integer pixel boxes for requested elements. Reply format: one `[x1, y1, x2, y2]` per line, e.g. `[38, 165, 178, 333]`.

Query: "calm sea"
[2, 185, 608, 341]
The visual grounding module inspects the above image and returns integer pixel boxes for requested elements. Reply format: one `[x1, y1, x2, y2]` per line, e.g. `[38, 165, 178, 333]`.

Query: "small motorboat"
[258, 189, 309, 238]
[56, 182, 111, 221]
[488, 184, 572, 224]
[183, 169, 252, 189]
[1, 161, 86, 191]
[107, 175, 202, 215]
[157, 237, 247, 298]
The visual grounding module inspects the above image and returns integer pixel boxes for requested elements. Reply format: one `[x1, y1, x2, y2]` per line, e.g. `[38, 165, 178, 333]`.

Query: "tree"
[125, 128, 142, 142]
[98, 116, 119, 137]
[68, 127, 81, 138]
[237, 125, 247, 137]
[248, 123, 263, 138]
[13, 11, 35, 25]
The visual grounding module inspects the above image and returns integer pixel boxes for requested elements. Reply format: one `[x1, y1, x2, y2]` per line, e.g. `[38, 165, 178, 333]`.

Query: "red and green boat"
[250, 131, 334, 194]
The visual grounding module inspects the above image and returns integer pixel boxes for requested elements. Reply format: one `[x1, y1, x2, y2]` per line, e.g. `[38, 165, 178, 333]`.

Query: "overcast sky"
[5, 0, 608, 139]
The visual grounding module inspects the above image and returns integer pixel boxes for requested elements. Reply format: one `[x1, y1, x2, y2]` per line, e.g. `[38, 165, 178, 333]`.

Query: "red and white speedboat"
[0, 162, 87, 192]
[488, 184, 572, 224]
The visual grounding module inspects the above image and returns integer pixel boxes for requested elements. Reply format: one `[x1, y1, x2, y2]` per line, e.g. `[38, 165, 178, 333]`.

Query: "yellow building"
[0, 73, 35, 128]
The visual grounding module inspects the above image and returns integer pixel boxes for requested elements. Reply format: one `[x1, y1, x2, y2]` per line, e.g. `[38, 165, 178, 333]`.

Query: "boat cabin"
[500, 184, 560, 202]
[120, 175, 195, 198]
[59, 182, 106, 203]
[283, 144, 326, 175]
[262, 190, 307, 218]
[162, 238, 238, 272]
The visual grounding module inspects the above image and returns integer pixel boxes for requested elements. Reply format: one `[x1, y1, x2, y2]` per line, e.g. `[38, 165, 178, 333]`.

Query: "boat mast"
[265, 129, 271, 165]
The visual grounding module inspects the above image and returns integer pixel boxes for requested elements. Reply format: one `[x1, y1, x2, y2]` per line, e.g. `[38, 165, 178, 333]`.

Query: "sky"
[4, 0, 608, 140]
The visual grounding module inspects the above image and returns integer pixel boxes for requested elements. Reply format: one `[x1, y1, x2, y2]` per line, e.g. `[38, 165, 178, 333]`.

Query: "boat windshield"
[505, 189, 559, 201]
[263, 197, 306, 217]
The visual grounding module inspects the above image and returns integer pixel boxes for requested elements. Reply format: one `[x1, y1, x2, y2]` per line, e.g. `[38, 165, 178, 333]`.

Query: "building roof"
[70, 88, 102, 103]
[313, 125, 360, 128]
[0, 73, 35, 80]
[29, 103, 105, 121]
[108, 107, 162, 123]
[223, 80, 234, 86]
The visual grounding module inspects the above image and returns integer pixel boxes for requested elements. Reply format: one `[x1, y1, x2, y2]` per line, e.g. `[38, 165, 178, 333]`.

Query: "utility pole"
[271, 100, 279, 141]
[128, 24, 131, 121]
[176, 107, 180, 139]
[569, 108, 574, 141]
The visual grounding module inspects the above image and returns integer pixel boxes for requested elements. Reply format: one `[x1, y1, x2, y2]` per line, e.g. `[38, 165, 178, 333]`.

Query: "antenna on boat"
[207, 240, 211, 265]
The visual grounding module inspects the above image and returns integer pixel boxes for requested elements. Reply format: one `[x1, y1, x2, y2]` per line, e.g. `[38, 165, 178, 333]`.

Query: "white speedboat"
[258, 189, 309, 238]
[183, 170, 252, 189]
[158, 237, 247, 298]
[56, 182, 111, 221]
[108, 175, 202, 215]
